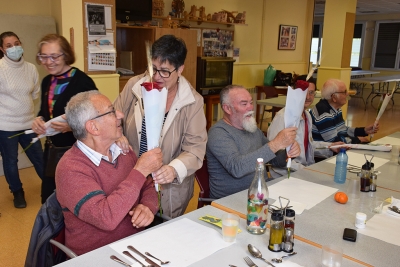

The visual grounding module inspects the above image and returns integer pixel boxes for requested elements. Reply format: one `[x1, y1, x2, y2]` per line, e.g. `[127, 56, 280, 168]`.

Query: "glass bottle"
[334, 148, 348, 184]
[283, 209, 295, 252]
[246, 158, 269, 235]
[360, 162, 371, 192]
[268, 212, 284, 252]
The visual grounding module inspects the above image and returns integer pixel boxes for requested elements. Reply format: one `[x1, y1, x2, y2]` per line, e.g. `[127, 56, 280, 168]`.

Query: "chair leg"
[260, 110, 265, 129]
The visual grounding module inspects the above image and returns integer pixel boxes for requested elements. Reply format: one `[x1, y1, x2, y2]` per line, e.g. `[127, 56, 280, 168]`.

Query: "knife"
[128, 245, 161, 267]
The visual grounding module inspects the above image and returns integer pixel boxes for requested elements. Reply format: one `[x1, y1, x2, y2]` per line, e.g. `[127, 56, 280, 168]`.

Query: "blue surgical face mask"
[6, 46, 24, 61]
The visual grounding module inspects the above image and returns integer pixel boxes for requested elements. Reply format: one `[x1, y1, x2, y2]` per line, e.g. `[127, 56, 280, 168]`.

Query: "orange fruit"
[334, 192, 348, 204]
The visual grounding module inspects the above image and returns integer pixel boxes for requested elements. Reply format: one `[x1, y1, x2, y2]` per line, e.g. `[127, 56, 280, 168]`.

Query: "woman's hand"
[115, 135, 132, 154]
[32, 116, 46, 135]
[152, 165, 177, 184]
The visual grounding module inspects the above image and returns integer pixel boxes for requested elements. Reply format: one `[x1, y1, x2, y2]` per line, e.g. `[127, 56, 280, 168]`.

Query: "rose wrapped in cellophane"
[141, 82, 168, 192]
[284, 80, 309, 178]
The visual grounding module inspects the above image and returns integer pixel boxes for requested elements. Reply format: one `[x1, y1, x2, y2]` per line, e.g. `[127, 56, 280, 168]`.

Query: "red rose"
[141, 82, 163, 91]
[295, 80, 309, 91]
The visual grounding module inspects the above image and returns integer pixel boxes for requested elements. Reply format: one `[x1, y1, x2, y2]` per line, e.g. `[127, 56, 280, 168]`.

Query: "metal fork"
[244, 256, 258, 267]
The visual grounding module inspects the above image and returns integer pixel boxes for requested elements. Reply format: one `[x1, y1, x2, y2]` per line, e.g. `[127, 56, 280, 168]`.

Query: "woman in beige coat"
[114, 35, 207, 218]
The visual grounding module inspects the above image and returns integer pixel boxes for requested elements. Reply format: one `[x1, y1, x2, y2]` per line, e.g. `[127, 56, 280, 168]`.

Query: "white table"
[256, 95, 321, 118]
[54, 206, 363, 267]
[350, 75, 400, 107]
[211, 133, 400, 267]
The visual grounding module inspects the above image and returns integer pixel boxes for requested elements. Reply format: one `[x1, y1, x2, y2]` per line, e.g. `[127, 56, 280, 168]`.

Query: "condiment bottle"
[355, 212, 367, 229]
[269, 212, 284, 252]
[370, 173, 377, 192]
[283, 209, 295, 252]
[360, 162, 371, 192]
[246, 158, 269, 235]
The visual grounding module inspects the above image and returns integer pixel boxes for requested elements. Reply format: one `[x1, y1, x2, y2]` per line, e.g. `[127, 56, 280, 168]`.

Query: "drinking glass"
[321, 244, 342, 267]
[222, 213, 239, 242]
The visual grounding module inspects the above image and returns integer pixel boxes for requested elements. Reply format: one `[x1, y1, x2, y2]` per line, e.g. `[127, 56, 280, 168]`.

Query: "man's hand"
[116, 135, 132, 154]
[268, 127, 297, 153]
[329, 141, 346, 153]
[129, 204, 154, 228]
[134, 148, 163, 177]
[287, 141, 300, 158]
[152, 165, 177, 184]
[51, 120, 71, 133]
[365, 122, 379, 134]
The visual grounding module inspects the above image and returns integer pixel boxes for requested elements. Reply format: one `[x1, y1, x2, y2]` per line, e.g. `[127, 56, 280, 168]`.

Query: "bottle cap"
[362, 162, 371, 170]
[340, 148, 346, 153]
[285, 209, 295, 217]
[271, 212, 283, 221]
[257, 158, 263, 163]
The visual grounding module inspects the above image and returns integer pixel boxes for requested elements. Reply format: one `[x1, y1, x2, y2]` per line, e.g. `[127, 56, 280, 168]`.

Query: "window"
[371, 21, 400, 70]
[310, 23, 364, 67]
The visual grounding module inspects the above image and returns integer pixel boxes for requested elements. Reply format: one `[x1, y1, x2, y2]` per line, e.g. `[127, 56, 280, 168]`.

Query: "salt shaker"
[370, 173, 377, 192]
[283, 209, 295, 252]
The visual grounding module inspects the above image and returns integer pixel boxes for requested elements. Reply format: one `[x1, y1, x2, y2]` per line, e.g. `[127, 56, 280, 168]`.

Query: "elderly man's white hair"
[65, 90, 101, 140]
[321, 79, 345, 100]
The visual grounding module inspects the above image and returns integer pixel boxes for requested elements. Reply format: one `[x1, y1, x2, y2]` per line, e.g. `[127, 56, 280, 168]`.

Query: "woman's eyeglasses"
[152, 68, 177, 78]
[37, 53, 64, 63]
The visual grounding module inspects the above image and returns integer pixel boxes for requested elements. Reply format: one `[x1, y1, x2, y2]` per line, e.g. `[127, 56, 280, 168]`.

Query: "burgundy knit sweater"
[55, 145, 158, 255]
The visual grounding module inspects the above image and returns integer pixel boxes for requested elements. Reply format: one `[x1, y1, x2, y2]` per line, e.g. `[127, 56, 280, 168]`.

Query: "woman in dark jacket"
[32, 34, 97, 203]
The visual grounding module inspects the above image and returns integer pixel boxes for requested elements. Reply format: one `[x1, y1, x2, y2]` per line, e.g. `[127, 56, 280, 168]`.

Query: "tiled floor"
[1, 89, 399, 267]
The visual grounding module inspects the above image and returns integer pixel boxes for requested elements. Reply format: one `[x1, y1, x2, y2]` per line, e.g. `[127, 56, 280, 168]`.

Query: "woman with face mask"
[0, 31, 44, 208]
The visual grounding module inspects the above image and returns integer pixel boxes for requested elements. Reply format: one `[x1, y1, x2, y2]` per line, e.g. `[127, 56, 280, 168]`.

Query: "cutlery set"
[111, 245, 169, 267]
[243, 244, 297, 267]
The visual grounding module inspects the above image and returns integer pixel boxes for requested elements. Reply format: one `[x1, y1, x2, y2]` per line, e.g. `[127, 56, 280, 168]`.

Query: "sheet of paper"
[357, 205, 400, 246]
[372, 136, 400, 146]
[109, 218, 234, 267]
[268, 178, 338, 210]
[326, 151, 389, 169]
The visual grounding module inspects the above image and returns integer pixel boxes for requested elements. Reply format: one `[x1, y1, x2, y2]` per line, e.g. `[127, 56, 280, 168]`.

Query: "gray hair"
[220, 84, 246, 106]
[321, 79, 344, 100]
[65, 90, 101, 140]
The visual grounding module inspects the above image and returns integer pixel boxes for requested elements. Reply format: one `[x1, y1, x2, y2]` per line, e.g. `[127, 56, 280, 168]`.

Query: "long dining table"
[212, 132, 400, 267]
[54, 133, 400, 267]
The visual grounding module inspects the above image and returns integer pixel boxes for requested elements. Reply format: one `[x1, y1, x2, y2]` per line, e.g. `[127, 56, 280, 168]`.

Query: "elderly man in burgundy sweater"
[56, 90, 163, 255]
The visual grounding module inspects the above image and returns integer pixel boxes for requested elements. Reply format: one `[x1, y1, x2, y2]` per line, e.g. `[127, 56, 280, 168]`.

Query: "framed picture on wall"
[278, 25, 297, 50]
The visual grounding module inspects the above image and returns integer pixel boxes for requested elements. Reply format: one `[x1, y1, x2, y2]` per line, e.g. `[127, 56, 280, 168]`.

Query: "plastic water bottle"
[334, 148, 348, 184]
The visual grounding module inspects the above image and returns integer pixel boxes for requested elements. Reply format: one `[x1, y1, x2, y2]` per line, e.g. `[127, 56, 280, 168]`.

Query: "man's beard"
[242, 111, 258, 133]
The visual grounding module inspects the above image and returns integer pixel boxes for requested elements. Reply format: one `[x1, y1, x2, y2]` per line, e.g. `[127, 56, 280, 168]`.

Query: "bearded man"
[206, 85, 300, 199]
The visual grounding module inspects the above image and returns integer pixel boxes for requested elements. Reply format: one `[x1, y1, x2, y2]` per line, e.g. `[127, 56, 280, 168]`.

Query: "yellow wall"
[164, 0, 314, 88]
[0, 0, 52, 16]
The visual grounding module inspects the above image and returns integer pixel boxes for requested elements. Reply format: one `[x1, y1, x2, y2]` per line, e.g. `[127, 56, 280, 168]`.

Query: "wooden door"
[155, 28, 197, 87]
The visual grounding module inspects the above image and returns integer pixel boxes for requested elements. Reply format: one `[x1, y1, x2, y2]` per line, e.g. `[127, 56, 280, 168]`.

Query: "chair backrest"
[257, 86, 279, 99]
[195, 158, 211, 209]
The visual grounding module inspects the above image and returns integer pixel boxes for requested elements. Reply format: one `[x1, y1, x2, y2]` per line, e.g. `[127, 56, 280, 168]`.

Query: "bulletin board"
[82, 0, 116, 74]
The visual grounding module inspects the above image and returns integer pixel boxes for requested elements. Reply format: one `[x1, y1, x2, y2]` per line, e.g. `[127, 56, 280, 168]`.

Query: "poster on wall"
[202, 29, 234, 57]
[88, 32, 116, 71]
[87, 4, 106, 35]
[278, 25, 297, 50]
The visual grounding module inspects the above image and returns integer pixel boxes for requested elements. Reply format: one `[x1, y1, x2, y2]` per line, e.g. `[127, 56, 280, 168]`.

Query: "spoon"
[145, 252, 170, 265]
[247, 244, 276, 267]
[271, 252, 297, 263]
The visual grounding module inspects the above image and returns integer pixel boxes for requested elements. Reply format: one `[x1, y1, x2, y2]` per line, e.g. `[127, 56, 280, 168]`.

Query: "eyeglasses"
[89, 108, 116, 120]
[307, 91, 317, 96]
[37, 53, 64, 63]
[332, 90, 347, 97]
[152, 68, 177, 78]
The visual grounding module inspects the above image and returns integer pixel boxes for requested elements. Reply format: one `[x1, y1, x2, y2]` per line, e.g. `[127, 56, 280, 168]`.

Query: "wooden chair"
[195, 158, 216, 209]
[256, 86, 280, 129]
